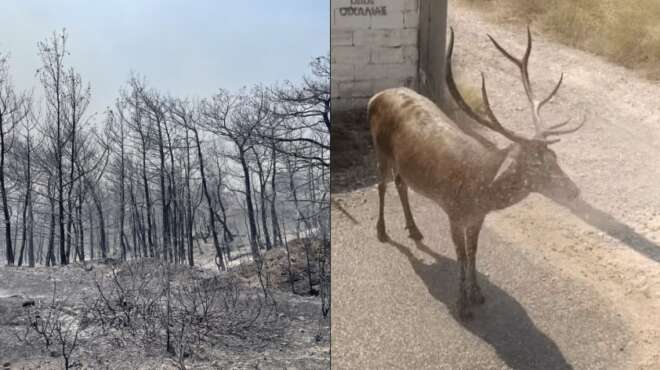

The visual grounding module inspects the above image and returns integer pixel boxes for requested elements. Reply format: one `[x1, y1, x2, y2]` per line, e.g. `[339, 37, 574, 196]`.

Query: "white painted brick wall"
[331, 0, 420, 111]
[353, 28, 417, 47]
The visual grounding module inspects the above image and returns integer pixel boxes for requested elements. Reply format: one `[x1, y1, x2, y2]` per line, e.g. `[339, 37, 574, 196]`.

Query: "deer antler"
[488, 26, 584, 141]
[446, 27, 528, 144]
[542, 114, 587, 137]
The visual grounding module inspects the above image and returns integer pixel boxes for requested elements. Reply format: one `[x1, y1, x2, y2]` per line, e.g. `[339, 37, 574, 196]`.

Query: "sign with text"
[338, 0, 387, 16]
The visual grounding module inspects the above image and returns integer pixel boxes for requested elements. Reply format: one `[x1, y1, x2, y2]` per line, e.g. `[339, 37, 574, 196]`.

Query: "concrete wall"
[418, 0, 448, 108]
[331, 0, 421, 112]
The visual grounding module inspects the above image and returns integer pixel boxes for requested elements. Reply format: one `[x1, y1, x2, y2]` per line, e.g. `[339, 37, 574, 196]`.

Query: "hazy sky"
[0, 0, 328, 115]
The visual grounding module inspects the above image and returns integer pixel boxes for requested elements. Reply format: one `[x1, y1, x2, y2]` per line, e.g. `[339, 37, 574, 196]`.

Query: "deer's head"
[446, 27, 585, 202]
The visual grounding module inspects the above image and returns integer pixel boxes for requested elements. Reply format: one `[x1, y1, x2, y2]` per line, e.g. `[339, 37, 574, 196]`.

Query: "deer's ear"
[490, 145, 522, 185]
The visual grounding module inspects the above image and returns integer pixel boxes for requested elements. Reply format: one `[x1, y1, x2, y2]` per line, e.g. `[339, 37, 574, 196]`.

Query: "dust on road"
[332, 190, 630, 369]
[331, 3, 660, 369]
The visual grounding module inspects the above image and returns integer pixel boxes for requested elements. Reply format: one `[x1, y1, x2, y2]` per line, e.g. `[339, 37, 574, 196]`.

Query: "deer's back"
[369, 87, 492, 204]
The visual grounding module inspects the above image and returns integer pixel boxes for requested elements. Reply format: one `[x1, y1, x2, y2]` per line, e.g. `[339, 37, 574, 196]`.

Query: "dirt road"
[332, 4, 660, 369]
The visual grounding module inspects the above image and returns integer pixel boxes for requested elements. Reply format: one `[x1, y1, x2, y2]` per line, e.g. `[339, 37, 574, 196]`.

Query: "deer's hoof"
[377, 221, 389, 242]
[407, 226, 423, 241]
[458, 307, 474, 321]
[377, 231, 390, 242]
[457, 297, 473, 320]
[469, 291, 485, 305]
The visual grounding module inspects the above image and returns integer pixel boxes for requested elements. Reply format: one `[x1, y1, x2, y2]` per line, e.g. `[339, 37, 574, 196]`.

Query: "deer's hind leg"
[465, 217, 485, 305]
[450, 220, 472, 320]
[394, 174, 423, 240]
[376, 152, 393, 242]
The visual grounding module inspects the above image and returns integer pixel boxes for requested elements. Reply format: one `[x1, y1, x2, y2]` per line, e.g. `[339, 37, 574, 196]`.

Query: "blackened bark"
[239, 150, 260, 260]
[76, 190, 84, 261]
[27, 191, 34, 267]
[251, 147, 272, 250]
[88, 205, 94, 259]
[184, 129, 194, 266]
[270, 144, 283, 246]
[191, 126, 225, 270]
[154, 113, 170, 262]
[65, 72, 78, 263]
[46, 181, 56, 267]
[0, 119, 13, 265]
[141, 139, 154, 257]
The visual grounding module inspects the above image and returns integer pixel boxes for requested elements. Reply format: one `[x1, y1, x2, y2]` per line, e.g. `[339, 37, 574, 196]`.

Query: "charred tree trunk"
[27, 192, 34, 267]
[141, 141, 154, 257]
[118, 119, 127, 260]
[37, 31, 68, 265]
[76, 189, 84, 261]
[65, 72, 78, 263]
[85, 178, 106, 258]
[184, 130, 194, 266]
[15, 119, 35, 266]
[46, 180, 56, 267]
[270, 144, 283, 246]
[88, 205, 94, 259]
[17, 189, 28, 266]
[0, 119, 13, 265]
[239, 150, 260, 260]
[154, 115, 170, 262]
[217, 193, 232, 245]
[57, 110, 66, 265]
[213, 160, 233, 249]
[129, 173, 146, 258]
[190, 126, 225, 270]
[251, 147, 272, 251]
[164, 119, 178, 263]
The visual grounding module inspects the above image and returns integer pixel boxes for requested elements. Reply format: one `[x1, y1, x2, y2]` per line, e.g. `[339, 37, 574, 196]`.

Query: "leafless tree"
[1, 29, 329, 330]
[15, 104, 40, 267]
[0, 52, 30, 265]
[170, 98, 228, 270]
[63, 67, 91, 262]
[202, 88, 270, 261]
[268, 56, 330, 168]
[37, 29, 69, 265]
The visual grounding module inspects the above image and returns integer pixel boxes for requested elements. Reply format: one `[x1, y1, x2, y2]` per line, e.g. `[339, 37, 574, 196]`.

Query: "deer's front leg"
[450, 222, 471, 320]
[466, 218, 485, 305]
[377, 181, 389, 242]
[394, 175, 423, 240]
[376, 156, 391, 242]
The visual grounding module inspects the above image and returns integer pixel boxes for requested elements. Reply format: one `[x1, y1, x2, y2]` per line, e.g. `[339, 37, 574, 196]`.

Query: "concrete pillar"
[418, 0, 449, 109]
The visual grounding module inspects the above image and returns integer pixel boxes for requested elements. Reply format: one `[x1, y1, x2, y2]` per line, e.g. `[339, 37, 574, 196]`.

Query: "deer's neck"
[472, 145, 531, 212]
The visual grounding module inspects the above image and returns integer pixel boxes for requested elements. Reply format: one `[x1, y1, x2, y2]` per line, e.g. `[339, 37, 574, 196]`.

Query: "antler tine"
[487, 33, 523, 68]
[489, 27, 546, 135]
[543, 114, 587, 137]
[446, 27, 528, 143]
[539, 73, 563, 109]
[546, 117, 573, 131]
[446, 28, 491, 127]
[487, 27, 534, 100]
[480, 73, 529, 143]
[489, 26, 575, 142]
[520, 26, 535, 103]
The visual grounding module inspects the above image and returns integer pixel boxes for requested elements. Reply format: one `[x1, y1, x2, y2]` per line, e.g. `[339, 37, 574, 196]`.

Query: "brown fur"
[369, 87, 579, 319]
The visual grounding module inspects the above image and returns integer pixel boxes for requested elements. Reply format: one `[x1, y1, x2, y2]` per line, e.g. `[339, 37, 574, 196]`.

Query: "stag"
[369, 27, 586, 319]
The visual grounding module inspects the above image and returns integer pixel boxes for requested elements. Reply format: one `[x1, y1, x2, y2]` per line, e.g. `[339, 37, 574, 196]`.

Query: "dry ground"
[0, 240, 329, 369]
[332, 4, 660, 369]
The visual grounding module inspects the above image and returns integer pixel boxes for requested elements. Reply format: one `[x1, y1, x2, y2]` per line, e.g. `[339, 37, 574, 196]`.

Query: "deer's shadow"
[388, 239, 572, 370]
[556, 197, 660, 263]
